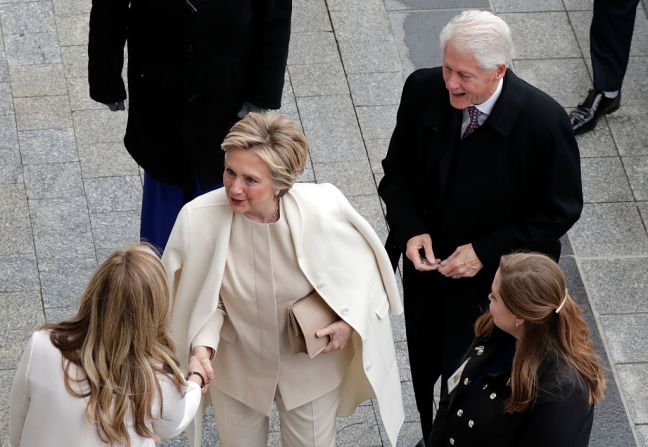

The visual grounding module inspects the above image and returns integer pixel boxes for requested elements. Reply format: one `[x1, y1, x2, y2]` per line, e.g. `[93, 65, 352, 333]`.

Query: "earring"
[274, 190, 279, 196]
[514, 320, 520, 328]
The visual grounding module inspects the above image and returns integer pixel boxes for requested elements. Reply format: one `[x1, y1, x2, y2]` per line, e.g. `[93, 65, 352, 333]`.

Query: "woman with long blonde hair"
[9, 244, 206, 446]
[429, 252, 606, 447]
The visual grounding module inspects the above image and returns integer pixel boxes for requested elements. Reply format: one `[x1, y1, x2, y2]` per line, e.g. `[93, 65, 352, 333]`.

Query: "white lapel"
[282, 188, 305, 259]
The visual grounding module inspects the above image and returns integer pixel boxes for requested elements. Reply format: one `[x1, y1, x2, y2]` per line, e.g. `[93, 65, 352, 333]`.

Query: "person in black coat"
[378, 10, 583, 443]
[429, 252, 606, 447]
[88, 0, 291, 250]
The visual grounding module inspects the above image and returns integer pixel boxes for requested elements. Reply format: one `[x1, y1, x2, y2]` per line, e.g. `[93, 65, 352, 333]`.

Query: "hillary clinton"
[163, 112, 404, 446]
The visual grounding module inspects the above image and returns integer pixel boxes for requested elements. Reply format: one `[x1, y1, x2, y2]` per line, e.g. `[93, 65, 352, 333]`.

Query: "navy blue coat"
[429, 329, 595, 447]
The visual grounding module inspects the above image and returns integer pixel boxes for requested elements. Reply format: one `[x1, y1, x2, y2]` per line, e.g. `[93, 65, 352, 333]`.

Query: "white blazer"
[163, 183, 405, 446]
[9, 331, 201, 446]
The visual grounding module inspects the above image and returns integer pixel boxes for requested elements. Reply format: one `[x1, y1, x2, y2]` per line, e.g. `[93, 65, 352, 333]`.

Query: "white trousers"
[211, 386, 340, 447]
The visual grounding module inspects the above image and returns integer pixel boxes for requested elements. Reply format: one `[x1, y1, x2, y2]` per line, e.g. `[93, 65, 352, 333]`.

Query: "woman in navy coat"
[429, 252, 606, 447]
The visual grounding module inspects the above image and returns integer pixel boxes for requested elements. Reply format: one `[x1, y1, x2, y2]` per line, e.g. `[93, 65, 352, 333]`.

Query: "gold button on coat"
[468, 419, 475, 428]
[490, 392, 497, 400]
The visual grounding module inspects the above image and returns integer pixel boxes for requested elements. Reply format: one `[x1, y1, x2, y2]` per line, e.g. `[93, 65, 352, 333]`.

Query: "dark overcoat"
[429, 329, 595, 447]
[378, 67, 583, 437]
[88, 0, 291, 187]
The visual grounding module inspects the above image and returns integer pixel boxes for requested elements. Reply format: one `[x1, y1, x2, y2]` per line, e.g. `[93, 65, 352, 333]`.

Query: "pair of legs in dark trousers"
[590, 0, 640, 91]
[403, 260, 491, 441]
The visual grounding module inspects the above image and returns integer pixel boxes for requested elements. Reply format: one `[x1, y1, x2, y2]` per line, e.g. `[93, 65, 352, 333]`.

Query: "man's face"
[442, 42, 506, 109]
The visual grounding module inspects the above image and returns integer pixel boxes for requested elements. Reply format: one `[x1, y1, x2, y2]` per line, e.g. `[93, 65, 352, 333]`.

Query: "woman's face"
[223, 148, 277, 221]
[489, 270, 523, 338]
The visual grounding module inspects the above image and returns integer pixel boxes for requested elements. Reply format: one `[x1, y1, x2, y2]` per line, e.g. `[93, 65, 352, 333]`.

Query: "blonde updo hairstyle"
[221, 112, 308, 197]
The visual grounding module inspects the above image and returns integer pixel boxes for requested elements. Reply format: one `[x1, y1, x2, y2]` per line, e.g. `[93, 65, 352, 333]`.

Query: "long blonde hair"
[43, 244, 185, 446]
[475, 252, 606, 412]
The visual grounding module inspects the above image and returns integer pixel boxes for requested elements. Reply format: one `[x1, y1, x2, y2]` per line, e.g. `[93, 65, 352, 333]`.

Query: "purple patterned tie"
[462, 106, 481, 139]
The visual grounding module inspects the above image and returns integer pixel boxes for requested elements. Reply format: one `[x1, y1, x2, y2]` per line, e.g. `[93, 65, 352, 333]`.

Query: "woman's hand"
[316, 320, 353, 353]
[191, 346, 215, 392]
[187, 355, 211, 394]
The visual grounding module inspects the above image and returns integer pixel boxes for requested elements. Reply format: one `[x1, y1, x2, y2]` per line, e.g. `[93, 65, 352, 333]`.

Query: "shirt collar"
[473, 77, 503, 116]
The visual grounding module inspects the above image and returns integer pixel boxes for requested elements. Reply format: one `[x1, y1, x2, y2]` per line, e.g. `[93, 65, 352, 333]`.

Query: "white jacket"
[9, 331, 201, 446]
[163, 183, 405, 446]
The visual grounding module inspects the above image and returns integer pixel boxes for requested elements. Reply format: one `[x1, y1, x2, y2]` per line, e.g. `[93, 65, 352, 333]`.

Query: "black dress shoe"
[569, 89, 621, 135]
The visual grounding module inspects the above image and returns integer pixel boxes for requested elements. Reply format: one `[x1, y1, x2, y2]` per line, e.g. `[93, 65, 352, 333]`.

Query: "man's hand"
[316, 320, 353, 353]
[406, 234, 440, 271]
[237, 101, 265, 119]
[105, 100, 125, 111]
[437, 243, 483, 279]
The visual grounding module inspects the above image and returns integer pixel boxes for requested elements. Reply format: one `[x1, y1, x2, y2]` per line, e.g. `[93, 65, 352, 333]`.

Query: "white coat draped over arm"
[163, 184, 405, 446]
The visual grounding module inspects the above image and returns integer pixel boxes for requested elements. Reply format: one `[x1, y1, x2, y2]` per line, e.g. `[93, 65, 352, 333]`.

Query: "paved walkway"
[1, 0, 647, 446]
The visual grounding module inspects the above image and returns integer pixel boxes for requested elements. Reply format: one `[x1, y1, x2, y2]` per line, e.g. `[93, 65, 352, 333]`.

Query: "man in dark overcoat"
[88, 0, 291, 250]
[378, 10, 583, 445]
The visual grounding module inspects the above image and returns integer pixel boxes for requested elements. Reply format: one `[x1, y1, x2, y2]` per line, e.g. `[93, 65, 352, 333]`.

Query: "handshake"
[186, 346, 215, 394]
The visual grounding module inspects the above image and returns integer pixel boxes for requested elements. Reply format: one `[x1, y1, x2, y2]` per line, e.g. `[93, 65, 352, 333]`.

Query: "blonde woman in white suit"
[163, 112, 405, 446]
[9, 244, 205, 446]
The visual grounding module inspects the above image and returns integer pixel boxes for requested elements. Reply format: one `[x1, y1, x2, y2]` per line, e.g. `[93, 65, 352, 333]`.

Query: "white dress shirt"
[461, 77, 504, 135]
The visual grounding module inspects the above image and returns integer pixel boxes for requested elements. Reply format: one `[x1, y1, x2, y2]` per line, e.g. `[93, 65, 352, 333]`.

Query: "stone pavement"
[1, 0, 647, 446]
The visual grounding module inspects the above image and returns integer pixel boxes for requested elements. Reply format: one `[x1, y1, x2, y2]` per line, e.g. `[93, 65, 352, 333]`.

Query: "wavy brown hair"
[475, 252, 606, 412]
[42, 244, 186, 446]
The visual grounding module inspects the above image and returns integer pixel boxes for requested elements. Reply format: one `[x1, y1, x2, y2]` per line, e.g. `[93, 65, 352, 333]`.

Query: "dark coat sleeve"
[245, 0, 292, 110]
[378, 70, 431, 251]
[87, 0, 129, 103]
[472, 96, 583, 267]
